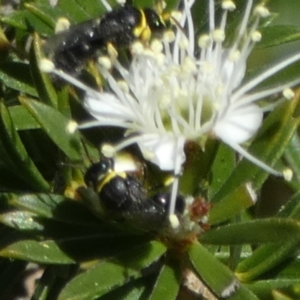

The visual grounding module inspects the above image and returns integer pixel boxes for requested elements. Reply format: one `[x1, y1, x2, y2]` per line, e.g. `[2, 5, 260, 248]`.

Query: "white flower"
[40, 0, 300, 221]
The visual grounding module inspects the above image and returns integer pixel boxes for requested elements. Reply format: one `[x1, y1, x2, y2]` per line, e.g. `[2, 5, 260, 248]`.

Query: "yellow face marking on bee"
[96, 171, 126, 193]
[133, 10, 150, 41]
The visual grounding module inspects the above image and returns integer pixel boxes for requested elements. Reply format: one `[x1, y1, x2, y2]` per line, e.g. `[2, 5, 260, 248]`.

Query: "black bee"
[43, 5, 166, 73]
[84, 156, 185, 232]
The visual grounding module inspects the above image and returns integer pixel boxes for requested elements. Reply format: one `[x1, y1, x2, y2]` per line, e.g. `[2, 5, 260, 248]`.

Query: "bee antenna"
[81, 137, 100, 165]
[170, 15, 185, 33]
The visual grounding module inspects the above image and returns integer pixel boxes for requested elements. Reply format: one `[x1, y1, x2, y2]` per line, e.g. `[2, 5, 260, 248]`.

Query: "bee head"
[143, 8, 166, 33]
[84, 157, 114, 188]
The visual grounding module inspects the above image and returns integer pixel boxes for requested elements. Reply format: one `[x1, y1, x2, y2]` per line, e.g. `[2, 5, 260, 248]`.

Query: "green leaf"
[284, 133, 300, 190]
[248, 279, 300, 300]
[20, 97, 82, 161]
[5, 193, 115, 230]
[148, 263, 180, 300]
[234, 192, 300, 282]
[0, 62, 37, 96]
[180, 140, 219, 194]
[235, 239, 300, 282]
[272, 291, 294, 300]
[277, 192, 300, 219]
[25, 3, 57, 30]
[1, 10, 30, 30]
[0, 25, 9, 61]
[58, 241, 167, 300]
[0, 211, 43, 231]
[0, 209, 152, 261]
[259, 25, 300, 48]
[30, 33, 58, 107]
[6, 193, 66, 218]
[228, 284, 259, 300]
[208, 144, 236, 199]
[188, 241, 238, 298]
[275, 258, 300, 279]
[0, 102, 50, 191]
[8, 105, 40, 130]
[200, 218, 300, 245]
[23, 4, 56, 36]
[56, 0, 105, 22]
[212, 95, 300, 204]
[0, 239, 75, 264]
[94, 276, 153, 300]
[208, 185, 254, 224]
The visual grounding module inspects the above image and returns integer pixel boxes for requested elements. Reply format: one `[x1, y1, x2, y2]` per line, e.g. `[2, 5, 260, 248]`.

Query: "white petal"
[84, 92, 136, 121]
[214, 103, 263, 144]
[137, 135, 186, 171]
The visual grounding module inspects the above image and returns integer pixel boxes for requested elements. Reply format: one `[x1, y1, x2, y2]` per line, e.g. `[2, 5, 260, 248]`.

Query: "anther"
[66, 120, 78, 134]
[251, 31, 262, 42]
[55, 18, 70, 33]
[222, 0, 236, 11]
[283, 88, 295, 100]
[98, 56, 112, 70]
[39, 58, 55, 73]
[101, 144, 116, 158]
[254, 5, 270, 18]
[212, 29, 225, 42]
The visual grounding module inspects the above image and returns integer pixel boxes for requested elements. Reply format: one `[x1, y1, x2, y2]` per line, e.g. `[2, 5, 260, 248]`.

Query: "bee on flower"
[40, 0, 300, 228]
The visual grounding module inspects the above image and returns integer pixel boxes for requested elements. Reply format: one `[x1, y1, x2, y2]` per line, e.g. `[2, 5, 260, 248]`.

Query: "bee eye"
[144, 8, 165, 31]
[151, 193, 185, 215]
[84, 157, 113, 187]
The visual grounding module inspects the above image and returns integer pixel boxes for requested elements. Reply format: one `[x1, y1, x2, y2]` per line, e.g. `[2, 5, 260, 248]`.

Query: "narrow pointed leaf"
[208, 185, 254, 224]
[5, 193, 105, 229]
[259, 25, 300, 48]
[208, 144, 235, 199]
[0, 102, 50, 191]
[200, 218, 300, 245]
[0, 239, 75, 264]
[24, 3, 56, 30]
[56, 0, 105, 22]
[1, 11, 28, 30]
[30, 33, 58, 108]
[148, 263, 180, 300]
[6, 193, 66, 218]
[0, 62, 37, 96]
[189, 241, 238, 298]
[180, 140, 219, 194]
[277, 192, 300, 219]
[235, 193, 300, 281]
[23, 4, 55, 35]
[228, 284, 259, 300]
[20, 97, 82, 161]
[272, 291, 294, 300]
[284, 133, 300, 190]
[0, 24, 9, 45]
[58, 241, 167, 300]
[235, 239, 300, 282]
[248, 279, 300, 299]
[8, 105, 40, 130]
[0, 211, 43, 231]
[97, 276, 151, 300]
[276, 258, 300, 279]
